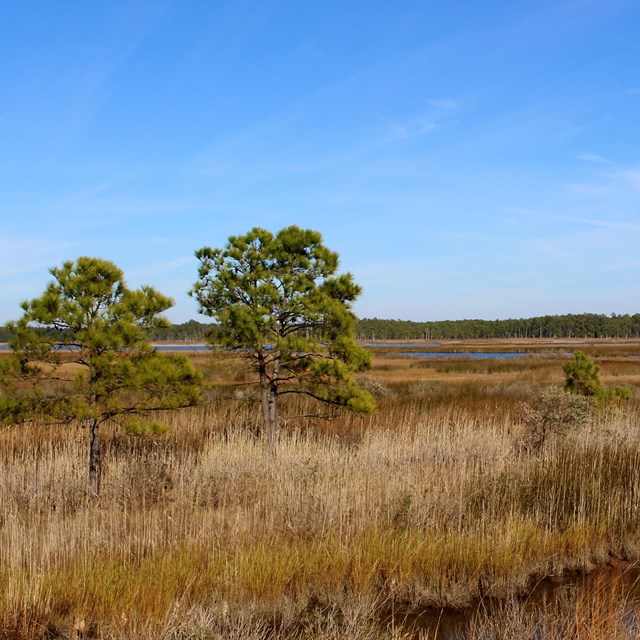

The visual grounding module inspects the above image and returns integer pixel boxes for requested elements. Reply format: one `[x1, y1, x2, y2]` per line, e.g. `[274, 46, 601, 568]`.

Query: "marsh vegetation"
[1, 341, 640, 638]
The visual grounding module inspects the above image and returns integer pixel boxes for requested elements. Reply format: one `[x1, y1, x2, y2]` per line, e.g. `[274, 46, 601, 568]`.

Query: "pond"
[389, 564, 640, 639]
[153, 344, 210, 351]
[400, 351, 531, 359]
[361, 342, 441, 347]
[0, 344, 212, 352]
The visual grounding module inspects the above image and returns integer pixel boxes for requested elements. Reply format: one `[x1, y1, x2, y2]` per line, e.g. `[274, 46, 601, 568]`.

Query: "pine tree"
[191, 226, 375, 447]
[0, 257, 201, 494]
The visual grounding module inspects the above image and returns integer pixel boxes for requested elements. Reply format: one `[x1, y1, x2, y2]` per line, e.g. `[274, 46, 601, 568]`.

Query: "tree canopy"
[0, 257, 201, 494]
[191, 226, 374, 445]
[563, 351, 602, 397]
[562, 350, 630, 404]
[357, 313, 640, 340]
[5, 312, 640, 345]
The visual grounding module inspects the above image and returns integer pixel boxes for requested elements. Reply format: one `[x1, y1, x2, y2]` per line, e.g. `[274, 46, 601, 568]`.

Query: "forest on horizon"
[2, 312, 640, 342]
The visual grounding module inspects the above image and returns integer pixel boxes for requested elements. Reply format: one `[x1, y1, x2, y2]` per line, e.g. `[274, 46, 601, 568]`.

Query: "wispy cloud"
[618, 169, 640, 191]
[380, 97, 461, 145]
[128, 256, 194, 281]
[564, 160, 640, 202]
[41, 2, 175, 140]
[504, 204, 640, 234]
[577, 152, 611, 164]
[388, 119, 437, 141]
[567, 216, 640, 232]
[505, 206, 556, 219]
[424, 98, 460, 110]
[46, 191, 209, 222]
[0, 237, 81, 277]
[566, 182, 617, 197]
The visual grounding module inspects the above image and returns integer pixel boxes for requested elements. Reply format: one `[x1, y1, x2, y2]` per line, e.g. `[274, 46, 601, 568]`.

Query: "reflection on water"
[401, 351, 530, 359]
[0, 344, 531, 357]
[361, 343, 441, 348]
[153, 344, 210, 351]
[0, 344, 212, 352]
[389, 565, 640, 639]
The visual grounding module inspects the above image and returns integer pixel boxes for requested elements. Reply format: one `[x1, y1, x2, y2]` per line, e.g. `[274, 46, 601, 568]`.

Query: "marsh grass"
[465, 566, 640, 640]
[1, 348, 640, 637]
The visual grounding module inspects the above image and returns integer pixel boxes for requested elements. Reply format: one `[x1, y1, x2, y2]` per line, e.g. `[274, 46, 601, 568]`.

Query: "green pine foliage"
[563, 351, 602, 396]
[563, 350, 631, 404]
[0, 257, 201, 493]
[191, 226, 375, 445]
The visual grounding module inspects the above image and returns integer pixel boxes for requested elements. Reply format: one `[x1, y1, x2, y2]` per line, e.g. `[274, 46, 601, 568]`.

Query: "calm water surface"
[0, 344, 211, 352]
[390, 565, 640, 639]
[361, 342, 441, 347]
[0, 344, 527, 356]
[401, 351, 531, 359]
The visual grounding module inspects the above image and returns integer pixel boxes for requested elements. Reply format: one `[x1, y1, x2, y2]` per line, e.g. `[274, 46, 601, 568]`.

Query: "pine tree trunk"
[260, 370, 279, 452]
[260, 357, 280, 453]
[267, 383, 278, 446]
[88, 417, 101, 495]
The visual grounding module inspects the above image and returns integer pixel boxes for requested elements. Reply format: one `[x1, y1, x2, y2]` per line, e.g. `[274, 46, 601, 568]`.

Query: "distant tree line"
[4, 312, 640, 344]
[356, 313, 640, 340]
[149, 319, 217, 342]
[0, 319, 217, 343]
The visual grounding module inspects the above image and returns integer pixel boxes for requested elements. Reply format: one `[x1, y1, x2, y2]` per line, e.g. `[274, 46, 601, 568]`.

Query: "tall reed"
[1, 355, 640, 637]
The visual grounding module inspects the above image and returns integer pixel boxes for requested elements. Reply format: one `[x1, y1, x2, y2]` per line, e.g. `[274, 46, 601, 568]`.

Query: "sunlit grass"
[1, 345, 640, 637]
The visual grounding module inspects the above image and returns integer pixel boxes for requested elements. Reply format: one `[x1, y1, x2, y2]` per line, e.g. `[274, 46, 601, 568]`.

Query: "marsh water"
[400, 351, 531, 359]
[360, 342, 441, 347]
[0, 343, 533, 358]
[387, 565, 640, 639]
[0, 344, 213, 352]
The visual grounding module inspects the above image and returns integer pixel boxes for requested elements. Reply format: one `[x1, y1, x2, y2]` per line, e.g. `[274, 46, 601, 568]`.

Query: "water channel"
[400, 351, 531, 359]
[387, 564, 640, 639]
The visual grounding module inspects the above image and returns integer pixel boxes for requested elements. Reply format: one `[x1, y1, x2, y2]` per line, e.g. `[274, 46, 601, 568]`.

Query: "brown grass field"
[2, 339, 640, 638]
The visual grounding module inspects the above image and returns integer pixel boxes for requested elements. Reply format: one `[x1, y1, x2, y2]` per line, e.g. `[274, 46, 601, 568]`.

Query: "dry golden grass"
[1, 344, 640, 638]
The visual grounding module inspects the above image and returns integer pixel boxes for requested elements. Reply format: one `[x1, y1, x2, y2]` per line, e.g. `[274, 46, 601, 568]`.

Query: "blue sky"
[1, 0, 640, 323]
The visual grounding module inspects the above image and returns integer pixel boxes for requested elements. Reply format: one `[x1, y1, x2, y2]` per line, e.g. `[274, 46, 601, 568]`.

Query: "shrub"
[563, 351, 631, 406]
[517, 387, 592, 452]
